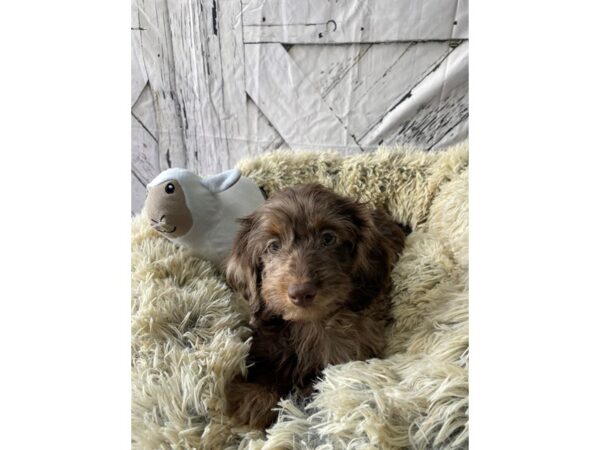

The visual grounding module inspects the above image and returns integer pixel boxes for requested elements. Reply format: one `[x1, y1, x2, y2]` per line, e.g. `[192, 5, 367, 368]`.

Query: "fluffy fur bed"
[131, 142, 469, 449]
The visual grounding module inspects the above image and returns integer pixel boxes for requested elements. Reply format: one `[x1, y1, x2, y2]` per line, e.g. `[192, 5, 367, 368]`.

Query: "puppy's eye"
[267, 240, 281, 254]
[165, 183, 175, 194]
[321, 231, 336, 247]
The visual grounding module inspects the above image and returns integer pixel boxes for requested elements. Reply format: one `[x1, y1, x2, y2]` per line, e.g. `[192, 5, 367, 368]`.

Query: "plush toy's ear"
[201, 168, 242, 193]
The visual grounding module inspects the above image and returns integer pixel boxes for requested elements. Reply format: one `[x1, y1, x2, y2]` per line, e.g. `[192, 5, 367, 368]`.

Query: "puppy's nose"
[287, 282, 317, 306]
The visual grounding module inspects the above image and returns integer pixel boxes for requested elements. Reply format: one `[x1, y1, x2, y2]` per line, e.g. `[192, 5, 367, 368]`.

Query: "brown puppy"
[225, 184, 406, 429]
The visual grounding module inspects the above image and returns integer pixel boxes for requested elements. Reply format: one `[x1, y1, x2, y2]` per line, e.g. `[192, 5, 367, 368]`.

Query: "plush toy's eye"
[267, 240, 281, 254]
[321, 231, 337, 247]
[165, 183, 175, 194]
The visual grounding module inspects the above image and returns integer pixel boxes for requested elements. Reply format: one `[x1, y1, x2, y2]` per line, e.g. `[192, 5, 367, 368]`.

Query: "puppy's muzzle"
[287, 282, 317, 307]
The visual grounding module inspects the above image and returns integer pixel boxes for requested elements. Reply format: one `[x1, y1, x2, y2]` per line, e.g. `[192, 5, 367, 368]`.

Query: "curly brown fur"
[225, 184, 406, 429]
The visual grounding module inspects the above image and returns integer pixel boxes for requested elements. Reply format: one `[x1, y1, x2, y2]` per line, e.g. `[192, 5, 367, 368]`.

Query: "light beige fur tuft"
[132, 142, 469, 449]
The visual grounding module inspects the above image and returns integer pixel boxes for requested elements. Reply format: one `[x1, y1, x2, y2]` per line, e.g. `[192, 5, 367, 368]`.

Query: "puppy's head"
[226, 184, 400, 323]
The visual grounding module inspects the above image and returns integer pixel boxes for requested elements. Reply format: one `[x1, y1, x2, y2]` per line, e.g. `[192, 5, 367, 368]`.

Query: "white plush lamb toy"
[144, 167, 265, 268]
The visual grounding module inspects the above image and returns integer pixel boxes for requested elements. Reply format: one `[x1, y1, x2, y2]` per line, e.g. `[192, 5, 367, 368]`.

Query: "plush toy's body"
[145, 168, 265, 267]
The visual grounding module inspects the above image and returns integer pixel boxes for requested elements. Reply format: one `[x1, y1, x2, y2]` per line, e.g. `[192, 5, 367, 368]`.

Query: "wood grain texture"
[136, 0, 187, 169]
[135, 0, 254, 175]
[132, 84, 160, 183]
[131, 171, 147, 216]
[246, 96, 287, 153]
[310, 42, 453, 142]
[165, 0, 224, 175]
[359, 41, 469, 149]
[131, 87, 160, 215]
[242, 0, 468, 44]
[287, 41, 464, 149]
[430, 115, 468, 151]
[245, 43, 361, 152]
[217, 0, 251, 164]
[131, 0, 469, 214]
[288, 44, 371, 99]
[131, 1, 148, 106]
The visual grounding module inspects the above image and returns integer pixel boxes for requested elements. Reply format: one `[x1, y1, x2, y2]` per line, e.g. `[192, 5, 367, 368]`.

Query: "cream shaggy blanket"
[131, 142, 469, 449]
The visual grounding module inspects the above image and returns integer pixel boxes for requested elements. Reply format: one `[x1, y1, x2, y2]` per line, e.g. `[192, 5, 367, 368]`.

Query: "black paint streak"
[378, 43, 414, 81]
[202, 49, 211, 76]
[212, 0, 218, 36]
[426, 111, 469, 151]
[246, 22, 330, 28]
[322, 44, 372, 97]
[166, 148, 172, 167]
[182, 103, 189, 131]
[358, 47, 454, 142]
[131, 27, 147, 31]
[318, 32, 323, 38]
[392, 89, 468, 148]
[132, 111, 158, 143]
[131, 169, 146, 187]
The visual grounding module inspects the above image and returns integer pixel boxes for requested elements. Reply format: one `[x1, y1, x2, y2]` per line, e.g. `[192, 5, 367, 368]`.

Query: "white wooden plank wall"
[242, 0, 468, 43]
[131, 0, 469, 214]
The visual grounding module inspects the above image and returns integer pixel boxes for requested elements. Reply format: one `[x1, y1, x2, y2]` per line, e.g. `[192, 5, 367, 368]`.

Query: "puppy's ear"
[226, 215, 264, 324]
[349, 207, 405, 311]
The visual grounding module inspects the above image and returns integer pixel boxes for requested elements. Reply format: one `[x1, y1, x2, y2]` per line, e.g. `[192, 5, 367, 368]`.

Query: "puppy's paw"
[226, 381, 279, 429]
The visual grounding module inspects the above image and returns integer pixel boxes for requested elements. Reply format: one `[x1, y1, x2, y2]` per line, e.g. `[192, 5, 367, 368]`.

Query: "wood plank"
[287, 44, 371, 99]
[430, 115, 469, 150]
[132, 81, 158, 139]
[316, 42, 453, 142]
[454, 0, 469, 40]
[131, 171, 147, 216]
[371, 79, 468, 150]
[246, 96, 287, 153]
[242, 0, 468, 44]
[136, 0, 187, 169]
[245, 43, 361, 152]
[359, 41, 469, 148]
[139, 0, 251, 176]
[136, 0, 251, 177]
[131, 86, 160, 215]
[131, 1, 148, 106]
[131, 114, 160, 185]
[285, 42, 468, 149]
[164, 0, 225, 175]
[132, 86, 160, 184]
[217, 0, 251, 165]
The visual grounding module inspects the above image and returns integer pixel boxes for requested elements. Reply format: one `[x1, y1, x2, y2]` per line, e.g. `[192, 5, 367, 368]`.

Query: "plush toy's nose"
[151, 214, 167, 224]
[287, 282, 317, 307]
[151, 215, 168, 227]
[150, 215, 178, 234]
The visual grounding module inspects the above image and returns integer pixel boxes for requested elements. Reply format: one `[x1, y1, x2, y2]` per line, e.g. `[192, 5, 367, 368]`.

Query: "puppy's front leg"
[226, 378, 279, 429]
[226, 322, 291, 429]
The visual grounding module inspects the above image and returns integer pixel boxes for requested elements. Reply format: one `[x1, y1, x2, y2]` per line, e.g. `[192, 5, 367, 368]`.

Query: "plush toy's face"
[145, 180, 193, 238]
